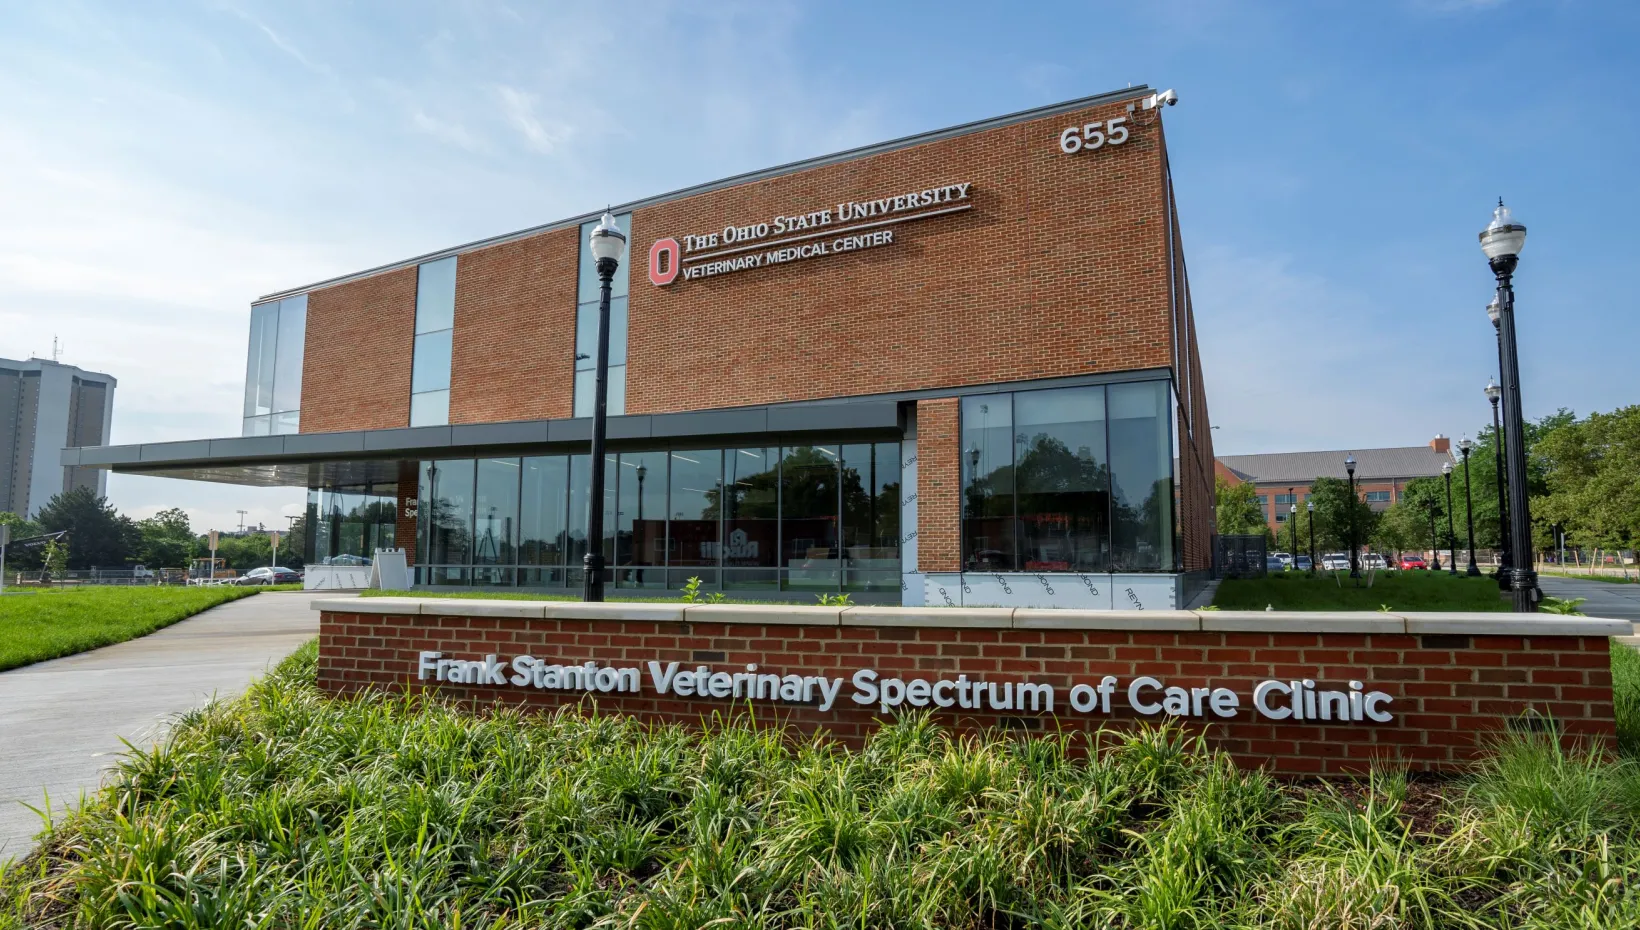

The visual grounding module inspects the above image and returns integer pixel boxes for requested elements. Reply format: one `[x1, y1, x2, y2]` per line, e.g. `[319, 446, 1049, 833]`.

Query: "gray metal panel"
[80, 444, 143, 466]
[451, 420, 552, 447]
[59, 448, 81, 467]
[767, 401, 900, 433]
[208, 436, 288, 459]
[283, 431, 367, 456]
[650, 408, 768, 438]
[364, 426, 452, 452]
[548, 419, 592, 443]
[140, 440, 212, 463]
[606, 415, 653, 440]
[255, 85, 1152, 303]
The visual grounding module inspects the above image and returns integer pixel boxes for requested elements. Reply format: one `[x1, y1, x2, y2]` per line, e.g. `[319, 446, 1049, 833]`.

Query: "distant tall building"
[0, 357, 117, 517]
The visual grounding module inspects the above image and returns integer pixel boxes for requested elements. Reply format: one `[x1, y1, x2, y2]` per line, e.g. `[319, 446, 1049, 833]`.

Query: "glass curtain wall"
[410, 257, 457, 427]
[242, 294, 306, 436]
[306, 483, 396, 565]
[409, 441, 901, 591]
[961, 380, 1177, 573]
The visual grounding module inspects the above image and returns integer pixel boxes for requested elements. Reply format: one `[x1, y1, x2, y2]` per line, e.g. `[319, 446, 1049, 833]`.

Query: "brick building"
[1217, 436, 1455, 534]
[64, 85, 1214, 609]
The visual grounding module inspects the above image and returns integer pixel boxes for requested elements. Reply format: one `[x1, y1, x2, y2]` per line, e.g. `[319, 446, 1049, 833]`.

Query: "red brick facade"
[284, 89, 1216, 576]
[318, 606, 1617, 775]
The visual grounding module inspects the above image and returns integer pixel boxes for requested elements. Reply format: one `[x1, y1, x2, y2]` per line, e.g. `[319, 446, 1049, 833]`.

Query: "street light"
[1289, 502, 1299, 568]
[1306, 500, 1316, 574]
[1480, 198, 1537, 611]
[1442, 461, 1458, 576]
[1345, 454, 1359, 579]
[1425, 499, 1440, 571]
[1457, 437, 1480, 576]
[582, 211, 627, 602]
[1485, 378, 1510, 589]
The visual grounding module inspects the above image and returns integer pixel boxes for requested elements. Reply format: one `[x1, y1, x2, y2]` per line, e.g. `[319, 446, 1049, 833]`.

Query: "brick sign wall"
[315, 600, 1623, 775]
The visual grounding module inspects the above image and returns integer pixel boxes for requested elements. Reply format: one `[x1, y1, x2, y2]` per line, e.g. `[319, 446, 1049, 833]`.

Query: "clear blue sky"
[0, 0, 1634, 533]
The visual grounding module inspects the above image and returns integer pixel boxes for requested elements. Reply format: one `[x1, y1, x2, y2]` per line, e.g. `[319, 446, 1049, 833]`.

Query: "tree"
[1215, 477, 1269, 538]
[137, 507, 198, 569]
[35, 487, 138, 570]
[0, 512, 44, 569]
[216, 533, 273, 570]
[279, 515, 308, 568]
[1305, 476, 1380, 554]
[42, 537, 68, 583]
[1534, 405, 1640, 557]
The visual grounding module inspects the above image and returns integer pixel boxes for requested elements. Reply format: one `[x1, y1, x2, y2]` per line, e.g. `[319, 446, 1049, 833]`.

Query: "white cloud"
[496, 85, 572, 153]
[411, 109, 487, 152]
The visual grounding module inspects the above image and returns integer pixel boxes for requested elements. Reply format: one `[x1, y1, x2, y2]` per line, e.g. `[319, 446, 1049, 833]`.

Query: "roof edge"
[254, 85, 1153, 304]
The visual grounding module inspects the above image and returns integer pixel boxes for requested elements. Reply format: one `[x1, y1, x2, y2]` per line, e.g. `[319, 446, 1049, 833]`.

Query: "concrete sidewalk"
[0, 590, 328, 862]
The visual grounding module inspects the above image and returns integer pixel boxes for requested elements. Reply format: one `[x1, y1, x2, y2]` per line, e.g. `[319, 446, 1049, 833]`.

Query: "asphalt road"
[0, 590, 326, 863]
[1539, 575, 1640, 626]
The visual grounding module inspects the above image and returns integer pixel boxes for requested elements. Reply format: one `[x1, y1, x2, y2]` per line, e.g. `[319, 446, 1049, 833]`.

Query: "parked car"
[1320, 552, 1350, 571]
[1294, 555, 1313, 571]
[237, 566, 302, 585]
[1362, 554, 1389, 571]
[1265, 556, 1288, 573]
[1400, 554, 1428, 570]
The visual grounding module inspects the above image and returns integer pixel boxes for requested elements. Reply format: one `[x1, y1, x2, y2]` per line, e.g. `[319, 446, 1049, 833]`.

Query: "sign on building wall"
[649, 183, 973, 287]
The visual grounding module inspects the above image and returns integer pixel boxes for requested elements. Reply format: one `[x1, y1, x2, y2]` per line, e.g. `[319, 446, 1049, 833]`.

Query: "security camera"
[1142, 89, 1178, 110]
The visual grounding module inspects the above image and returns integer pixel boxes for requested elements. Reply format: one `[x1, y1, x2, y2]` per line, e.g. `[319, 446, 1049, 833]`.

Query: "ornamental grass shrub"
[4, 641, 1640, 929]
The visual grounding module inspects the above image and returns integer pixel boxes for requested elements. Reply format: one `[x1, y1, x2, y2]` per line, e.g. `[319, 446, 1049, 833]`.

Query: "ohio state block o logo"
[649, 237, 680, 286]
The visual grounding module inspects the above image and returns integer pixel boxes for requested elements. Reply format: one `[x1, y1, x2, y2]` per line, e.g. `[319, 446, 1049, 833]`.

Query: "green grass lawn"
[1213, 570, 1510, 612]
[0, 585, 261, 672]
[4, 641, 1640, 928]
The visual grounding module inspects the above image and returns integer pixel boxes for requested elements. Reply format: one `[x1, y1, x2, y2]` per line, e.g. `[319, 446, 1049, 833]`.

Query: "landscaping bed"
[4, 642, 1639, 928]
[0, 585, 262, 672]
[1213, 571, 1511, 612]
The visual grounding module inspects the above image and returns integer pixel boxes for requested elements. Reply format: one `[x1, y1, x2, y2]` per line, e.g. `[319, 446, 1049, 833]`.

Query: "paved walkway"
[0, 590, 328, 863]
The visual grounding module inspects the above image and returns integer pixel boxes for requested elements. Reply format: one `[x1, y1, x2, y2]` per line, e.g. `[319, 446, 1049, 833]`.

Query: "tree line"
[1216, 405, 1640, 559]
[0, 487, 305, 571]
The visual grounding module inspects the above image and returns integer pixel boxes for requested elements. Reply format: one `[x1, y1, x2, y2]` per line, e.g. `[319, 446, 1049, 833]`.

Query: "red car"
[1399, 555, 1428, 570]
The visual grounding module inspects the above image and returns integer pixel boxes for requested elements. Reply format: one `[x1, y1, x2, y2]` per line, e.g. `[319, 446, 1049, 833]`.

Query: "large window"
[573, 213, 630, 417]
[242, 294, 306, 436]
[410, 257, 457, 427]
[305, 482, 395, 565]
[961, 381, 1177, 574]
[404, 439, 902, 592]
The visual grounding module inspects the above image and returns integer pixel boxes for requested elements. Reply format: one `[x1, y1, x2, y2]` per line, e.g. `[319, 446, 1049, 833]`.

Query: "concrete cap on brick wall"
[843, 606, 1015, 628]
[684, 604, 843, 626]
[1014, 609, 1199, 631]
[310, 598, 1634, 637]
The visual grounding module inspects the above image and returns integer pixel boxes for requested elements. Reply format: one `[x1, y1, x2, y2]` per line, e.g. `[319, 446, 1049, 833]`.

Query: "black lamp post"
[1458, 437, 1480, 576]
[582, 212, 627, 602]
[1306, 500, 1316, 575]
[1443, 461, 1458, 576]
[1289, 502, 1298, 568]
[1480, 199, 1538, 611]
[1426, 499, 1441, 571]
[1345, 454, 1360, 579]
[1485, 377, 1511, 588]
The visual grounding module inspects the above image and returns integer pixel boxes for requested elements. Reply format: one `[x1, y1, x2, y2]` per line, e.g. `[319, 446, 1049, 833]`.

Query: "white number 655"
[1058, 116, 1130, 154]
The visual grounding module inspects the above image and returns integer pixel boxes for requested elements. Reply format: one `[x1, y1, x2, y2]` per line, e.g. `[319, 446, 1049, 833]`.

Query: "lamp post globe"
[1306, 500, 1316, 575]
[1480, 199, 1538, 611]
[1457, 437, 1481, 576]
[1484, 378, 1510, 587]
[1345, 454, 1359, 579]
[581, 211, 627, 602]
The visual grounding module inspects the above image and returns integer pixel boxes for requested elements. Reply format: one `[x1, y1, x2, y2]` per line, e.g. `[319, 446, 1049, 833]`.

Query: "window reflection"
[1016, 387, 1109, 573]
[1108, 381, 1175, 571]
[723, 447, 778, 589]
[782, 445, 839, 590]
[667, 450, 721, 587]
[961, 395, 1015, 571]
[616, 451, 666, 588]
[520, 456, 568, 587]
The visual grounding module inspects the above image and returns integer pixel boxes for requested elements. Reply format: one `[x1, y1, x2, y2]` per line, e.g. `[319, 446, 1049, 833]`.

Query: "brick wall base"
[317, 609, 1616, 775]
